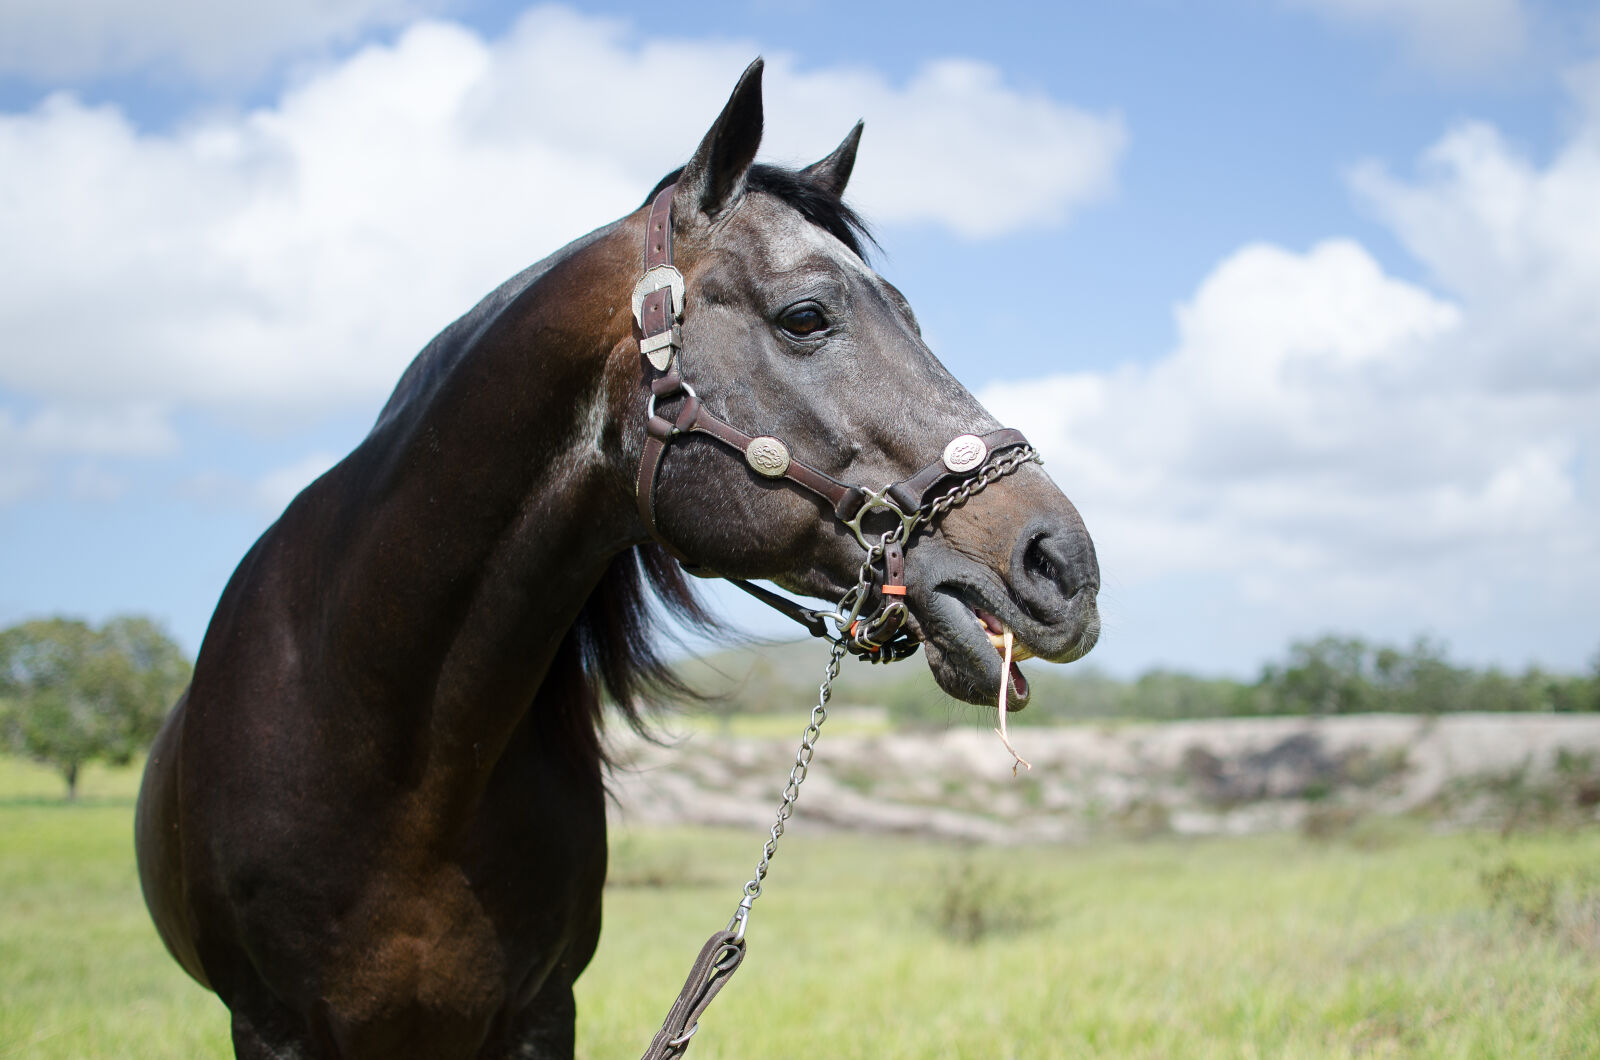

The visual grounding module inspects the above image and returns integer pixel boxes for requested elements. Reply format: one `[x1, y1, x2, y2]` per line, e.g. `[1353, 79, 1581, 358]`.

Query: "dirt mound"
[607, 713, 1600, 842]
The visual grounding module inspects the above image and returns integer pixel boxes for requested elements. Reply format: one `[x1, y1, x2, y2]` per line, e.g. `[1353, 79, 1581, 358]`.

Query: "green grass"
[0, 758, 230, 1058]
[587, 828, 1600, 1059]
[2, 754, 1597, 1058]
[0, 755, 144, 803]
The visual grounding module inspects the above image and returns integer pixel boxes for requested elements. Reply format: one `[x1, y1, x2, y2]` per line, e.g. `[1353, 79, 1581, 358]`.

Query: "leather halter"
[631, 183, 1035, 648]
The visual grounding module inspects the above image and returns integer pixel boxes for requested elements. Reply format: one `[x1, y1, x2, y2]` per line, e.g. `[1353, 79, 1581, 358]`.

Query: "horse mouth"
[899, 578, 1093, 710]
[905, 580, 1099, 711]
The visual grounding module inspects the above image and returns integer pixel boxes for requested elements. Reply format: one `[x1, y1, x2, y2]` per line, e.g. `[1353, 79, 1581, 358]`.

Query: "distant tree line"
[0, 616, 190, 798]
[877, 635, 1600, 725]
[4, 617, 1595, 793]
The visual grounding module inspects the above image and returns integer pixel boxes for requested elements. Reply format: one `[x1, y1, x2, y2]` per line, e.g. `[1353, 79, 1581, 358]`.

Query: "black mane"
[645, 162, 876, 260]
[557, 542, 712, 776]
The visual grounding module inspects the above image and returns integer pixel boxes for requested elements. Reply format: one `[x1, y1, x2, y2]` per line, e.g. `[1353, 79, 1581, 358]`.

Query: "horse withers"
[135, 59, 1099, 1059]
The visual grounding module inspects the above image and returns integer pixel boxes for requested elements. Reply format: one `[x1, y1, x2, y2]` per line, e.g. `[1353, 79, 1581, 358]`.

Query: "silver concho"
[746, 436, 792, 478]
[942, 434, 988, 473]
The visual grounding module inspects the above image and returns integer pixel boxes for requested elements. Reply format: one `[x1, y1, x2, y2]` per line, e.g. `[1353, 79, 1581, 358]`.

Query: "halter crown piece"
[631, 183, 1042, 660]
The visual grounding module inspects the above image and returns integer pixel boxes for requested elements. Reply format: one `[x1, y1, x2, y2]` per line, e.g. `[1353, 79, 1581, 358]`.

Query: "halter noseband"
[631, 184, 1040, 659]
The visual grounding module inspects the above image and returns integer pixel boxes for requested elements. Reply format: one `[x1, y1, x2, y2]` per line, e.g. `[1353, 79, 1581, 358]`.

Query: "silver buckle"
[631, 264, 685, 325]
[639, 326, 681, 356]
[633, 265, 686, 371]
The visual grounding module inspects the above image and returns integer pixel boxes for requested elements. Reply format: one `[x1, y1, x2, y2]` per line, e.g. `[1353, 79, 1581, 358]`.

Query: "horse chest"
[224, 796, 604, 1058]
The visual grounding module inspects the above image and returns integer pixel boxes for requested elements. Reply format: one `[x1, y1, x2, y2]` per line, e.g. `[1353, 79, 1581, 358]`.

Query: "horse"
[134, 59, 1100, 1059]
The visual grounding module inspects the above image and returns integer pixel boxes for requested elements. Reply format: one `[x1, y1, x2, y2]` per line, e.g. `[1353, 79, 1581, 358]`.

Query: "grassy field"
[2, 755, 1598, 1058]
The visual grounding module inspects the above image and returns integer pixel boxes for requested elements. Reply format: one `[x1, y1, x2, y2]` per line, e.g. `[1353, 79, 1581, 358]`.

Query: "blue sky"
[1, 0, 1597, 677]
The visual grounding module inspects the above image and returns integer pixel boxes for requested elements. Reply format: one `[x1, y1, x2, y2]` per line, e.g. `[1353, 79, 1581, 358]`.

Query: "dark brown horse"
[135, 60, 1099, 1059]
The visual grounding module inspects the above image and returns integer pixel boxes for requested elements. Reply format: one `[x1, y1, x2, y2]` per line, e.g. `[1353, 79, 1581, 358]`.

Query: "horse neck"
[317, 222, 644, 778]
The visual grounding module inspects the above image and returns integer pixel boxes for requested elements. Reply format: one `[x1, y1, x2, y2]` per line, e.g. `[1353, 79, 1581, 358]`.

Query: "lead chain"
[728, 636, 847, 937]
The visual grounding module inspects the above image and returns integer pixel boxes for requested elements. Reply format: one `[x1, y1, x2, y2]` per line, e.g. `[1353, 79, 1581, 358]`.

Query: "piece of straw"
[994, 629, 1031, 777]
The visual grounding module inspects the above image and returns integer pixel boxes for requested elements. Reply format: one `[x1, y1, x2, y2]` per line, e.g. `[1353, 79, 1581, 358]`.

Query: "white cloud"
[1349, 100, 1600, 391]
[0, 404, 178, 457]
[0, 6, 1123, 438]
[0, 0, 447, 82]
[764, 58, 1125, 237]
[1287, 0, 1529, 74]
[0, 403, 177, 505]
[981, 86, 1600, 657]
[451, 10, 1125, 237]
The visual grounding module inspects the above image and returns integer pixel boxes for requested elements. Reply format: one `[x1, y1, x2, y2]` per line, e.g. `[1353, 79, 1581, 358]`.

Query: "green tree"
[1260, 636, 1375, 715]
[1374, 637, 1467, 714]
[0, 616, 190, 799]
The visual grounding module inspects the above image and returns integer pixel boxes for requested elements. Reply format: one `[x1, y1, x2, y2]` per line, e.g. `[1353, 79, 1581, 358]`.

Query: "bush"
[1480, 859, 1600, 952]
[919, 853, 1051, 944]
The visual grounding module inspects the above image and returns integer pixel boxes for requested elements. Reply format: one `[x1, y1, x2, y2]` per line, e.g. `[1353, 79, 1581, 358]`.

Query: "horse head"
[618, 60, 1100, 708]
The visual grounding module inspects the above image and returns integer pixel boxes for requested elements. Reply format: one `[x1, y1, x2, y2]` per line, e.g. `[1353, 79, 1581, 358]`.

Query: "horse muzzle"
[903, 508, 1101, 709]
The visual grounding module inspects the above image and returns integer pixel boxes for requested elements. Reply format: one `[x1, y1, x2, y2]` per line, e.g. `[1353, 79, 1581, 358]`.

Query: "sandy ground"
[606, 713, 1600, 842]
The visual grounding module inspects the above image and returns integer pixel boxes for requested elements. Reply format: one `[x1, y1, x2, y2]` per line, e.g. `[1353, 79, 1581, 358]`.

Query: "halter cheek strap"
[635, 186, 683, 372]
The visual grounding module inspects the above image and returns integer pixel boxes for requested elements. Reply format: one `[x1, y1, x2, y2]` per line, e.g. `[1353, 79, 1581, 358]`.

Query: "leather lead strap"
[640, 929, 746, 1060]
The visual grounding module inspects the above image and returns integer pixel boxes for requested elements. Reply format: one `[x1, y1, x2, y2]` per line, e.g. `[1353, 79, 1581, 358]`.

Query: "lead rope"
[639, 444, 1040, 1059]
[640, 640, 843, 1060]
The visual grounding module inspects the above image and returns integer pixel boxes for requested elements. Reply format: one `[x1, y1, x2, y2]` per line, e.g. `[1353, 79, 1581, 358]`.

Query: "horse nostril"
[1023, 534, 1057, 585]
[1014, 524, 1099, 611]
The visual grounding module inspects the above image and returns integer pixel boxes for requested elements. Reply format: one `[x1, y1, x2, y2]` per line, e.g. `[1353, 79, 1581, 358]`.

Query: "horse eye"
[778, 304, 828, 337]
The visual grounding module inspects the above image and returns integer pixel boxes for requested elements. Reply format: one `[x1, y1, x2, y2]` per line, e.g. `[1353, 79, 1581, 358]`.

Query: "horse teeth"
[978, 619, 1035, 661]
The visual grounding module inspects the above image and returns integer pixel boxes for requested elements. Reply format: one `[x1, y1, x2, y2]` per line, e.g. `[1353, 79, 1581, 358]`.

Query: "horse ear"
[800, 121, 863, 200]
[676, 58, 764, 221]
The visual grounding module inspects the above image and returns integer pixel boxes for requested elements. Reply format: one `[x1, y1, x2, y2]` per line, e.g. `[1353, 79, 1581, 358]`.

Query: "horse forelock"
[644, 162, 876, 262]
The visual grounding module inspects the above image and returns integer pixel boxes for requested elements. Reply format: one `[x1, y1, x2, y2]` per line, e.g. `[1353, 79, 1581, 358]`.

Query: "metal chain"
[727, 636, 846, 939]
[729, 443, 1041, 932]
[923, 444, 1041, 526]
